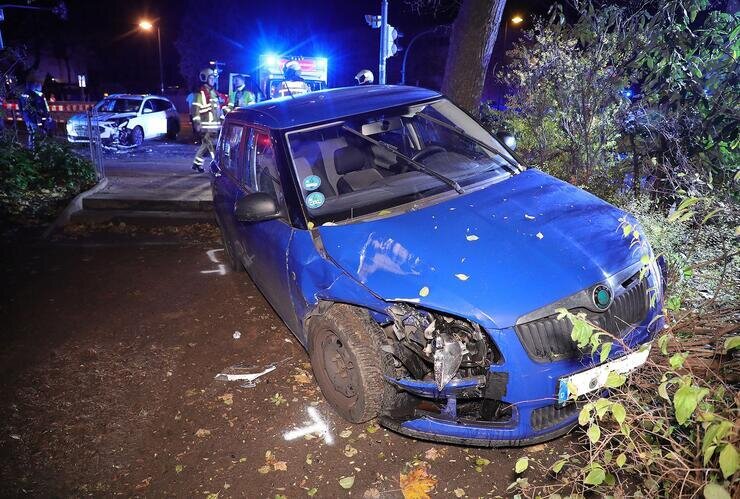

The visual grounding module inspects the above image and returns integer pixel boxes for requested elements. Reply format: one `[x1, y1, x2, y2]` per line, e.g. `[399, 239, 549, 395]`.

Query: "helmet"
[283, 60, 302, 81]
[354, 69, 374, 85]
[199, 68, 215, 83]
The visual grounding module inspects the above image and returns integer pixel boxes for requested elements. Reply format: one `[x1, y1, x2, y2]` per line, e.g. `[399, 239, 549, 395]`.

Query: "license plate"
[557, 343, 651, 404]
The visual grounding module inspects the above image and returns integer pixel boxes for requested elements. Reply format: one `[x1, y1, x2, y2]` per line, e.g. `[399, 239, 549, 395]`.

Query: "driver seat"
[334, 146, 384, 194]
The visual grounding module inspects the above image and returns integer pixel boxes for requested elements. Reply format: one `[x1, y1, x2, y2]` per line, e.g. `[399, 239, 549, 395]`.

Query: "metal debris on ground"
[214, 357, 293, 388]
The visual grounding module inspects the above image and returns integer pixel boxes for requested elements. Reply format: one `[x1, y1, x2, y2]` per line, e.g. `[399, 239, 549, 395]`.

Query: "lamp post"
[400, 25, 450, 85]
[498, 15, 523, 108]
[138, 19, 164, 95]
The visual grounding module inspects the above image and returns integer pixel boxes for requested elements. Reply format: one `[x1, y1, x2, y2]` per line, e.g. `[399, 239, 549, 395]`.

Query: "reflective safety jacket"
[191, 84, 228, 132]
[276, 79, 310, 98]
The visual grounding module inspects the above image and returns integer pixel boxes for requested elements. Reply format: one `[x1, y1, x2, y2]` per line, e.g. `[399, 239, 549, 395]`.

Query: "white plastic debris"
[466, 234, 479, 241]
[214, 365, 276, 383]
[525, 214, 535, 220]
[233, 331, 241, 340]
[536, 232, 544, 239]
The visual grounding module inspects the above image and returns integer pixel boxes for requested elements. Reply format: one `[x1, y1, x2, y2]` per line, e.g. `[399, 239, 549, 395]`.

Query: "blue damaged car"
[211, 85, 665, 446]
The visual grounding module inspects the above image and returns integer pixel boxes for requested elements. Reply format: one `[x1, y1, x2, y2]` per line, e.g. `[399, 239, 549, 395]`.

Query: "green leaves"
[611, 403, 626, 424]
[514, 457, 529, 473]
[673, 382, 709, 425]
[583, 463, 606, 485]
[604, 371, 626, 388]
[703, 482, 731, 499]
[587, 424, 601, 444]
[718, 444, 738, 479]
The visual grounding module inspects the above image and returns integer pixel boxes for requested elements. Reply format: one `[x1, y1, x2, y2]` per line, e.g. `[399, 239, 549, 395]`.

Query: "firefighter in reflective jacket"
[191, 68, 228, 172]
[277, 61, 310, 98]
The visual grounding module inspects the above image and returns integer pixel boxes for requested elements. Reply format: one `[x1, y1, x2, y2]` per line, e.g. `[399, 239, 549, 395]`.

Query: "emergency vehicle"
[256, 54, 328, 101]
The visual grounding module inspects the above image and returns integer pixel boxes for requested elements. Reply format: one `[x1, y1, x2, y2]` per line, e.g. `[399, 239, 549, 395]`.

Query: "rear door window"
[221, 125, 246, 181]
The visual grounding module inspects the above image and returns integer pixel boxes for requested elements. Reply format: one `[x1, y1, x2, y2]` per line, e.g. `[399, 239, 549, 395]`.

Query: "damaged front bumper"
[379, 313, 664, 447]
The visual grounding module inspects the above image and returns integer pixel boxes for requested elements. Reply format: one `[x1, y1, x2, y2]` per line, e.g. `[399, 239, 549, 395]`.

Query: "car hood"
[317, 169, 644, 328]
[68, 112, 136, 124]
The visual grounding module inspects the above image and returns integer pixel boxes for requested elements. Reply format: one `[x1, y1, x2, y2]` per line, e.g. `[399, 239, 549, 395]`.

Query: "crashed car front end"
[376, 260, 664, 446]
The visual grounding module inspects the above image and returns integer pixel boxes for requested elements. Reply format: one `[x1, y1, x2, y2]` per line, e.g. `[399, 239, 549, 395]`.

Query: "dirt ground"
[0, 223, 573, 498]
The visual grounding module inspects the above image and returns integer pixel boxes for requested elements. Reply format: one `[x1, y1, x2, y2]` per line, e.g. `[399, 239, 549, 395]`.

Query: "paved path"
[71, 140, 214, 225]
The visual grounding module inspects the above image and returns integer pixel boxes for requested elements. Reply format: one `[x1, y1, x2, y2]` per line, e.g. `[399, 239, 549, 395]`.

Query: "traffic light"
[386, 25, 403, 58]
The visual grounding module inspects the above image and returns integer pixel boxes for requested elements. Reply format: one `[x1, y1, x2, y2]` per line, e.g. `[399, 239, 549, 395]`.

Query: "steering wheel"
[411, 145, 447, 162]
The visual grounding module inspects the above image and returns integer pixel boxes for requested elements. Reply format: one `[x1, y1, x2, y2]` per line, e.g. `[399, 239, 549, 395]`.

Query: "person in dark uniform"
[19, 74, 54, 148]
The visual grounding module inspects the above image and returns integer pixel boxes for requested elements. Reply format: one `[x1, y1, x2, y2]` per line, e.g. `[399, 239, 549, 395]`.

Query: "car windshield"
[286, 98, 520, 224]
[95, 98, 141, 113]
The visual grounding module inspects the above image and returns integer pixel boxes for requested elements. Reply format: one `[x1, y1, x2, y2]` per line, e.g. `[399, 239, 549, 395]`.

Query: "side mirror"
[496, 130, 516, 151]
[235, 192, 281, 222]
[142, 107, 153, 114]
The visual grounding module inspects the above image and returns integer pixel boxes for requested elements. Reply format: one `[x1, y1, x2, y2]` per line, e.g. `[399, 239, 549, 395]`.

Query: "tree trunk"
[441, 0, 506, 116]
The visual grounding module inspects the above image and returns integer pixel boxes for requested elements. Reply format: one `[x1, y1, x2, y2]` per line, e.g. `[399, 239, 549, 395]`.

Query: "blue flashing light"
[264, 53, 279, 67]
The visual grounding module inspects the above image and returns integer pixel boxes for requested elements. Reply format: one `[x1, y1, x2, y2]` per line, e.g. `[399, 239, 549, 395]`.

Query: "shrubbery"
[0, 133, 97, 224]
[486, 1, 739, 496]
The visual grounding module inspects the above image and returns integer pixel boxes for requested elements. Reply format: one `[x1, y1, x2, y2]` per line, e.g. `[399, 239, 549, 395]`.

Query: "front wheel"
[166, 118, 179, 140]
[129, 126, 144, 147]
[308, 304, 390, 423]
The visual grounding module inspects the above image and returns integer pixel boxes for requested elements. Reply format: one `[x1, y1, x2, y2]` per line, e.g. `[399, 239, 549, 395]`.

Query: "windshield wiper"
[341, 125, 465, 195]
[416, 112, 522, 173]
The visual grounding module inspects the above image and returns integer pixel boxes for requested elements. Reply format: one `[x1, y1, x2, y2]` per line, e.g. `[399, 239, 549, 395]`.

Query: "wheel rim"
[133, 128, 143, 145]
[320, 331, 357, 399]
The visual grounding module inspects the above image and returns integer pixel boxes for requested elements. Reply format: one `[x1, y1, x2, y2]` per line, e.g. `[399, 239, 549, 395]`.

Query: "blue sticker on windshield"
[303, 175, 322, 191]
[305, 192, 326, 209]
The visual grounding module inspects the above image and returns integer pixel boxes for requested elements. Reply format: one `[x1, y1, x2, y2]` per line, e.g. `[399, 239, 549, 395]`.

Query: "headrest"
[334, 146, 368, 175]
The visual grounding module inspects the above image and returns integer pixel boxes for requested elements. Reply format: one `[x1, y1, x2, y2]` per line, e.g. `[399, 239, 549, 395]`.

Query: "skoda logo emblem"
[592, 284, 612, 310]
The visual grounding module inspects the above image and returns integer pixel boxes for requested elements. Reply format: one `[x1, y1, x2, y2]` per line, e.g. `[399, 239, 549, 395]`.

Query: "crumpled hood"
[318, 169, 644, 328]
[68, 112, 136, 125]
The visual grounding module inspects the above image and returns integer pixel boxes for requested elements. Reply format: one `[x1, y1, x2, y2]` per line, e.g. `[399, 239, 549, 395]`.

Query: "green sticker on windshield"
[306, 192, 325, 209]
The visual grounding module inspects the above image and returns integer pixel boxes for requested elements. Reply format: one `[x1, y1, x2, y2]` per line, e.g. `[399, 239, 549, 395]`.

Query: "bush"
[508, 197, 739, 498]
[0, 133, 97, 224]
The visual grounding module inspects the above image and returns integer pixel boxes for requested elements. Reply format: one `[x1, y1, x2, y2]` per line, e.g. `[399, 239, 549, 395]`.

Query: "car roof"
[105, 94, 169, 100]
[227, 85, 442, 130]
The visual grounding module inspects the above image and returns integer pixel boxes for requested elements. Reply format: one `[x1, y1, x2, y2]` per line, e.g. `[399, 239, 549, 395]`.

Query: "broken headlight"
[386, 303, 496, 390]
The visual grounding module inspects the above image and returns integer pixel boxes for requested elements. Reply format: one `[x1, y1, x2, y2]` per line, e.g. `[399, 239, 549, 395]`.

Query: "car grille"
[515, 277, 650, 362]
[531, 402, 582, 431]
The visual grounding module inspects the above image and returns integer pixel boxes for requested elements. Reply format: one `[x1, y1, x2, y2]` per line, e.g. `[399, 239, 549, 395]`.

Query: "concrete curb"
[42, 176, 110, 239]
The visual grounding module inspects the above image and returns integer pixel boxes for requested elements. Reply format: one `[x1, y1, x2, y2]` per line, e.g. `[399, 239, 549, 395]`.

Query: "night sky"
[1, 0, 555, 99]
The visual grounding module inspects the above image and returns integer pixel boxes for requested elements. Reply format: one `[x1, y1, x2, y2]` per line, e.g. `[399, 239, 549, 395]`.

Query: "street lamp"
[138, 19, 164, 95]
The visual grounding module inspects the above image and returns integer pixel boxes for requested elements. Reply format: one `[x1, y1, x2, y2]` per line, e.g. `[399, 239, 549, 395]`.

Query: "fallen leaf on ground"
[135, 477, 152, 490]
[293, 371, 311, 384]
[195, 428, 211, 438]
[363, 488, 381, 498]
[453, 488, 466, 497]
[270, 393, 287, 406]
[339, 476, 355, 489]
[257, 465, 271, 474]
[307, 488, 318, 496]
[175, 464, 183, 474]
[218, 393, 233, 406]
[366, 422, 380, 434]
[344, 445, 358, 457]
[273, 461, 287, 471]
[424, 448, 444, 461]
[400, 465, 437, 499]
[339, 429, 353, 438]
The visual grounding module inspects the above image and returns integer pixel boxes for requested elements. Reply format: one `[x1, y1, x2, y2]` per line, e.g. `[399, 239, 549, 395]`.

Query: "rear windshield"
[286, 98, 519, 225]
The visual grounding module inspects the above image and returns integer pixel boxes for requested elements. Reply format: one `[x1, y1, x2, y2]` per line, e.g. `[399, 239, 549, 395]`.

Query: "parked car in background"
[66, 94, 180, 146]
[211, 86, 665, 446]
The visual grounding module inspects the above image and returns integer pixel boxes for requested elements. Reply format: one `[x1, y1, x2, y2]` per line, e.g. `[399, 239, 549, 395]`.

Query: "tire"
[166, 118, 179, 140]
[129, 126, 144, 147]
[308, 304, 391, 423]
